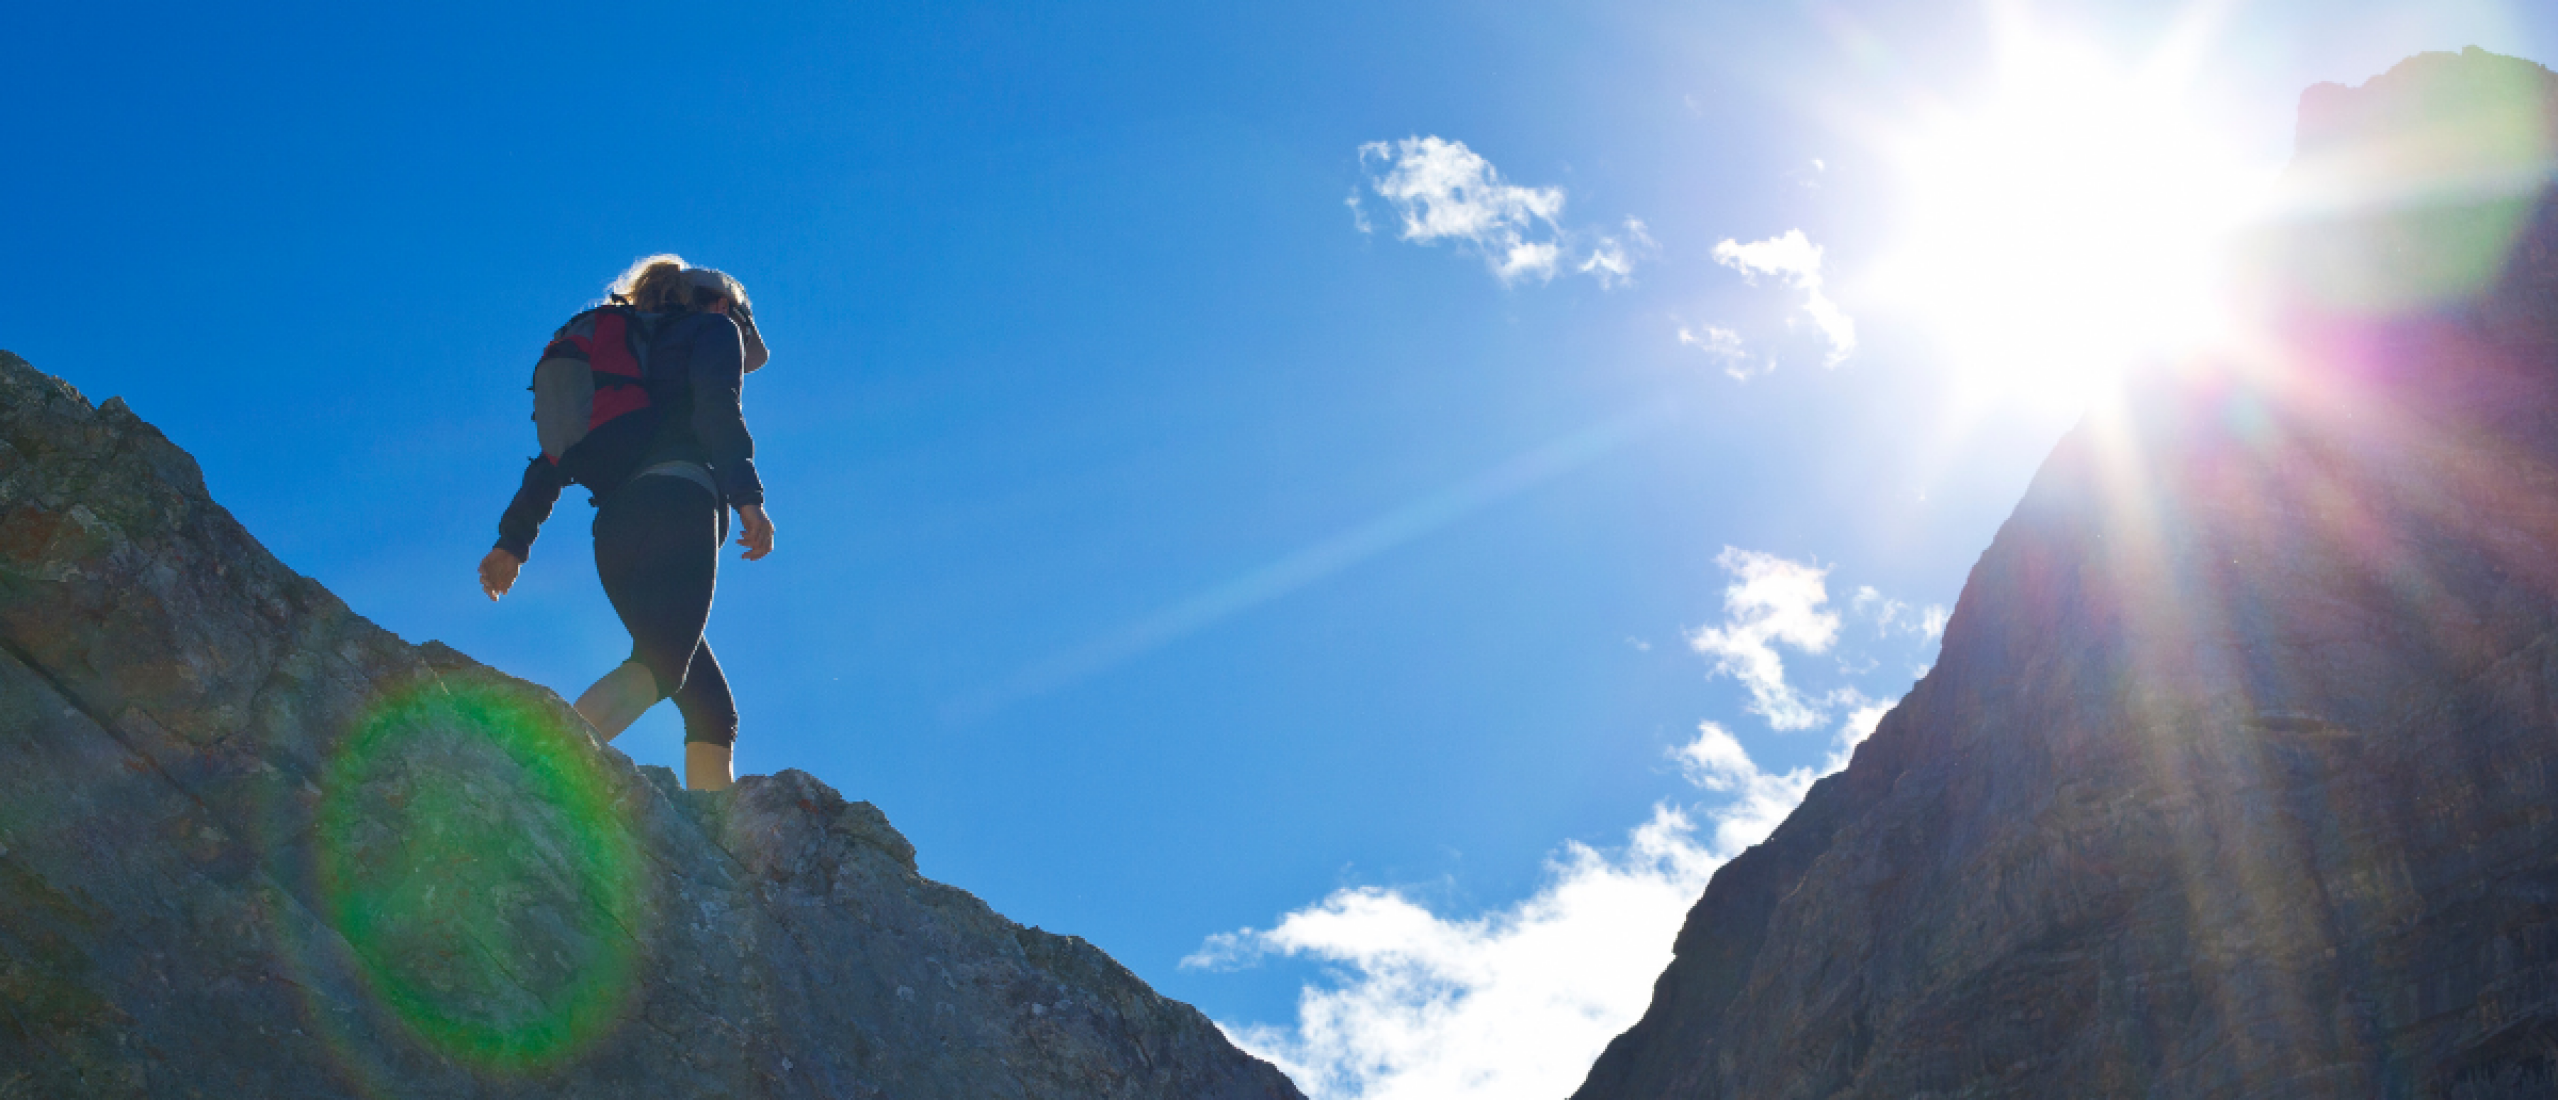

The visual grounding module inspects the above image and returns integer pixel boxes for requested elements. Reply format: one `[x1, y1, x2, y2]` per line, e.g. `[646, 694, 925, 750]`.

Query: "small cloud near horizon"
[1189, 709, 1900, 1100]
[1192, 547, 1937, 1100]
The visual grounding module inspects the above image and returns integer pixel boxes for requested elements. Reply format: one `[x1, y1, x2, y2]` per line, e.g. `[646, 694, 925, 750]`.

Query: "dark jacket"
[494, 310, 765, 560]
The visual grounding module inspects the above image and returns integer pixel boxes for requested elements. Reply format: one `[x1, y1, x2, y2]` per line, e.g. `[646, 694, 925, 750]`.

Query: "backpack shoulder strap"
[541, 306, 622, 364]
[540, 305, 645, 379]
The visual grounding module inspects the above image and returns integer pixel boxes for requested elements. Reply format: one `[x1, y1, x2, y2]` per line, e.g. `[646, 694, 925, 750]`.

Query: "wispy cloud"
[1360, 136, 1563, 283]
[1578, 218, 1656, 290]
[1672, 697, 1890, 856]
[1850, 584, 1950, 641]
[1687, 547, 1842, 731]
[1682, 229, 1857, 376]
[1671, 721, 1819, 851]
[1357, 137, 1649, 288]
[1676, 323, 1767, 381]
[1710, 230, 1857, 366]
[1195, 551, 1937, 1100]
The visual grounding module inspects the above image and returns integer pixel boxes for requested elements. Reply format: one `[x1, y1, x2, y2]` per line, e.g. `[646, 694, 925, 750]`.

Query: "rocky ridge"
[0, 353, 1300, 1097]
[1574, 48, 2558, 1100]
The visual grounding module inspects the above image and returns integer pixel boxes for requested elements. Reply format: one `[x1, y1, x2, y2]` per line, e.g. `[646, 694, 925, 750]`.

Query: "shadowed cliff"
[0, 354, 1301, 1097]
[1576, 48, 2558, 1099]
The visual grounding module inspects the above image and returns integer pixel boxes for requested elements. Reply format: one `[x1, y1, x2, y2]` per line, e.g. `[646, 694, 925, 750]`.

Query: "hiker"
[476, 255, 776, 791]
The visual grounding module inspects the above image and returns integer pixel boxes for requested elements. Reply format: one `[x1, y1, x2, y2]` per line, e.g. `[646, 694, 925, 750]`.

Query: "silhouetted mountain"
[1576, 47, 2558, 1100]
[0, 353, 1300, 1098]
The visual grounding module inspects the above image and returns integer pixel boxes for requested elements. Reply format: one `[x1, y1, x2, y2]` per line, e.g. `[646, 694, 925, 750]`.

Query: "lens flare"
[2273, 52, 2553, 315]
[312, 679, 650, 1072]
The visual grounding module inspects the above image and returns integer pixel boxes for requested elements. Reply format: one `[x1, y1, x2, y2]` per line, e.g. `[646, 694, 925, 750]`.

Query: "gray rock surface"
[0, 353, 1301, 1098]
[1574, 49, 2558, 1100]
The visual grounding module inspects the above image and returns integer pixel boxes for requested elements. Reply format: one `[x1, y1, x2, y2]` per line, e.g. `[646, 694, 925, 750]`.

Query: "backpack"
[529, 304, 663, 483]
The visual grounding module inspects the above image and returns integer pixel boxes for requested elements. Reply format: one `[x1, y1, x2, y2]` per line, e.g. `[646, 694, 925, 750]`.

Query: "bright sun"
[1876, 25, 2274, 415]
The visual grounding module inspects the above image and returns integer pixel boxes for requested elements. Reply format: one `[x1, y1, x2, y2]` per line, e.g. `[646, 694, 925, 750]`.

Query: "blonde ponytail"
[608, 253, 755, 315]
[609, 254, 694, 312]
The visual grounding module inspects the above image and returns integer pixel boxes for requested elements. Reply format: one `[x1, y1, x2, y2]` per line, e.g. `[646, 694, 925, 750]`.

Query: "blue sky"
[7, 1, 2552, 1095]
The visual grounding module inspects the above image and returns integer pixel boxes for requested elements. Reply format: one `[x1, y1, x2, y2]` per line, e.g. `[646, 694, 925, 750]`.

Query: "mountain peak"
[1576, 47, 2558, 1099]
[0, 348, 1300, 1098]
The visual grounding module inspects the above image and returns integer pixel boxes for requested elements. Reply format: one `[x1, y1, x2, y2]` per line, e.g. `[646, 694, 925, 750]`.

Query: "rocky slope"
[1575, 48, 2558, 1100]
[0, 356, 1300, 1097]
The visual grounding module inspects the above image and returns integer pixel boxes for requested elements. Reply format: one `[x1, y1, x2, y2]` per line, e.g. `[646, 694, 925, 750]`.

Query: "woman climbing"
[476, 255, 776, 791]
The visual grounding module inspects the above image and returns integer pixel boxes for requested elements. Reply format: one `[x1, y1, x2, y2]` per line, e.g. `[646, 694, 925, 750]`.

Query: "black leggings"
[592, 475, 736, 746]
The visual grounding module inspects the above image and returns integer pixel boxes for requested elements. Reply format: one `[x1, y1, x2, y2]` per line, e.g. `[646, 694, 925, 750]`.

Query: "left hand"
[736, 503, 776, 561]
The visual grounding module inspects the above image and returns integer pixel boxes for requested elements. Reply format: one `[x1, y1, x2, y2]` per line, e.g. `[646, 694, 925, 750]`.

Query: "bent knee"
[675, 692, 738, 748]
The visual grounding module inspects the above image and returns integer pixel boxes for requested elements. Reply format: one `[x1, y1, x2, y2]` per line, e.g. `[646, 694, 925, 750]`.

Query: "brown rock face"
[0, 360, 1302, 1096]
[1575, 49, 2558, 1099]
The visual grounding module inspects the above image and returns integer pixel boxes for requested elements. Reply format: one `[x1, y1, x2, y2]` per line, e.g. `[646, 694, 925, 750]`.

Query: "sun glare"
[1878, 28, 2274, 416]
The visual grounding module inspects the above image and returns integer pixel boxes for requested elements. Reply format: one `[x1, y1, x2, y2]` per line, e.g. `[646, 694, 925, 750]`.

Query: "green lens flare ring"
[315, 680, 650, 1070]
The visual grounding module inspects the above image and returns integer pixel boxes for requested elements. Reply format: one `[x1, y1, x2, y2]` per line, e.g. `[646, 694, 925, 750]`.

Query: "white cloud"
[1687, 547, 1841, 730]
[1672, 699, 1887, 856]
[1193, 553, 1937, 1100]
[1832, 696, 1891, 763]
[1670, 719, 1757, 788]
[1502, 240, 1562, 284]
[1194, 725, 1846, 1100]
[1671, 721, 1818, 851]
[1677, 323, 1770, 381]
[1711, 230, 1858, 367]
[1577, 219, 1657, 290]
[1192, 806, 1716, 1100]
[1850, 584, 1905, 634]
[1357, 137, 1645, 288]
[1850, 584, 1950, 644]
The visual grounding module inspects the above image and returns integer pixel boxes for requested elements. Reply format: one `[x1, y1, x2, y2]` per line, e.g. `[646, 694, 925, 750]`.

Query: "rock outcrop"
[1575, 49, 2558, 1099]
[0, 355, 1300, 1097]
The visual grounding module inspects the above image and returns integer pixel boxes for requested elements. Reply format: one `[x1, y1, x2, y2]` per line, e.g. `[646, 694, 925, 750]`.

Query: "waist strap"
[634, 460, 718, 500]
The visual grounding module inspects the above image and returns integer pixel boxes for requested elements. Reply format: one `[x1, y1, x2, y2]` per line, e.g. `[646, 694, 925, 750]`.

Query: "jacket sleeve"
[495, 455, 569, 560]
[690, 314, 766, 506]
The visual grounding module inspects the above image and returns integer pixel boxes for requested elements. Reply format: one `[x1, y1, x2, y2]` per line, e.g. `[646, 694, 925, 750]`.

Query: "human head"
[608, 254, 770, 372]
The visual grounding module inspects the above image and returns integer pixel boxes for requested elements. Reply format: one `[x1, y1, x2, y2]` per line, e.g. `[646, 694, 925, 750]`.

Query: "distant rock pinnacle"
[1575, 48, 2558, 1099]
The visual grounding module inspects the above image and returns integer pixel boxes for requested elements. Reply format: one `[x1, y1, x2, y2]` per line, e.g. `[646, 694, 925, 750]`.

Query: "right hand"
[479, 548, 524, 601]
